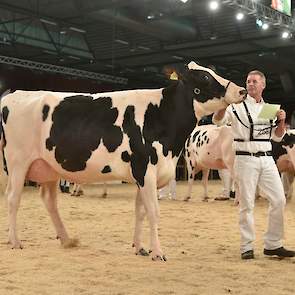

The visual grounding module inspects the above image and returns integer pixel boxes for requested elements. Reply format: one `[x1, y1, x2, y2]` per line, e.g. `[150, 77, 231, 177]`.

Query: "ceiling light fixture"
[281, 31, 292, 39]
[236, 12, 244, 21]
[209, 1, 219, 10]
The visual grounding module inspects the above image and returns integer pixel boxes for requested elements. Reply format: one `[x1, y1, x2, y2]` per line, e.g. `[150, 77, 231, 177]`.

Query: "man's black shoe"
[241, 250, 254, 260]
[264, 247, 295, 257]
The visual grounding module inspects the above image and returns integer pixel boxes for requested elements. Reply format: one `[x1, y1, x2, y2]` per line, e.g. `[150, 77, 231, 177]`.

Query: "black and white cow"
[0, 61, 247, 261]
[272, 131, 295, 199]
[183, 124, 235, 201]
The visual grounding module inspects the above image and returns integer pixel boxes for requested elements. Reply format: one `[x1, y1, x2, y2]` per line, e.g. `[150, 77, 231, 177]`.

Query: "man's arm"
[275, 109, 286, 138]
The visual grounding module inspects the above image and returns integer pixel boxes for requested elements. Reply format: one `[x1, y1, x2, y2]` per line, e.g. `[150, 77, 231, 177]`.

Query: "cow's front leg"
[132, 188, 149, 256]
[139, 176, 166, 261]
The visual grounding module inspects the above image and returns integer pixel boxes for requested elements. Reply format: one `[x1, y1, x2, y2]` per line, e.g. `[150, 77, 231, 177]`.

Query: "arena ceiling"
[0, 0, 295, 104]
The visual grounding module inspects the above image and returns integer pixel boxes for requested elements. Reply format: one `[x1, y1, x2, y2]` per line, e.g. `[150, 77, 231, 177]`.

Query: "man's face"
[246, 74, 265, 98]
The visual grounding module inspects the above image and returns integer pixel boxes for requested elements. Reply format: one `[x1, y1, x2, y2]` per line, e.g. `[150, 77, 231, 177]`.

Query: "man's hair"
[247, 70, 266, 86]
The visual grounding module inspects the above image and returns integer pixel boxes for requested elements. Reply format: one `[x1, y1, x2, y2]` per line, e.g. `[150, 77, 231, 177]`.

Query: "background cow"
[71, 183, 107, 197]
[272, 131, 295, 199]
[0, 61, 246, 261]
[183, 124, 235, 201]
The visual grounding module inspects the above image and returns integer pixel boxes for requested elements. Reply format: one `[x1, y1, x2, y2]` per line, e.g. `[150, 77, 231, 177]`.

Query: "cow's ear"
[176, 65, 190, 82]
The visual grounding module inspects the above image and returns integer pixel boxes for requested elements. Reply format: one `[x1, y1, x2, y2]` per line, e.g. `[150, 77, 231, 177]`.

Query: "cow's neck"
[157, 81, 197, 158]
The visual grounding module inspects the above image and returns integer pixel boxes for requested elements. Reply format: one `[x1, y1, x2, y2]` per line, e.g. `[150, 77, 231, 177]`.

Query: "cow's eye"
[203, 75, 210, 81]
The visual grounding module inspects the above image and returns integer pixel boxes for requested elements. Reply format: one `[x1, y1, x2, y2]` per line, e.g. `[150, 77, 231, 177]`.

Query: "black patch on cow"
[206, 138, 209, 144]
[192, 130, 200, 143]
[271, 140, 287, 162]
[1, 114, 8, 174]
[42, 104, 50, 122]
[46, 95, 123, 172]
[150, 147, 158, 165]
[187, 151, 190, 158]
[281, 133, 295, 147]
[123, 105, 159, 187]
[101, 165, 111, 174]
[204, 135, 207, 141]
[2, 149, 8, 174]
[2, 107, 9, 124]
[186, 136, 191, 148]
[271, 133, 295, 162]
[200, 141, 204, 146]
[143, 82, 198, 158]
[190, 173, 193, 179]
[121, 151, 131, 162]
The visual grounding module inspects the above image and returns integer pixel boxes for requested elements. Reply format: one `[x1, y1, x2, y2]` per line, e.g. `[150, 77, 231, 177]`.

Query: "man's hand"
[275, 109, 286, 137]
[276, 109, 286, 123]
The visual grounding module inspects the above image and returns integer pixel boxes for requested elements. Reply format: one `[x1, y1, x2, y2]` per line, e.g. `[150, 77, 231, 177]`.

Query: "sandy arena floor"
[0, 180, 295, 295]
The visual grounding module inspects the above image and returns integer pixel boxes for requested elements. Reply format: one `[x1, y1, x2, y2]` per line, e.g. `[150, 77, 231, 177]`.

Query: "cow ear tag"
[170, 72, 178, 80]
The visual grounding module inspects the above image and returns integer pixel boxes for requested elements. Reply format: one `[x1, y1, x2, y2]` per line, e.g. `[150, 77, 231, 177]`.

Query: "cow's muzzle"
[239, 89, 247, 100]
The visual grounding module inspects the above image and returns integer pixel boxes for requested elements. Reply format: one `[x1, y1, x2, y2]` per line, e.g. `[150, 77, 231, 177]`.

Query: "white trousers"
[234, 155, 286, 253]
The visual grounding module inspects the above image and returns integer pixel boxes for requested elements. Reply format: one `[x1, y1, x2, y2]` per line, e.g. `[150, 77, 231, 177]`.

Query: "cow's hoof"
[102, 193, 107, 198]
[11, 245, 23, 250]
[202, 197, 209, 202]
[62, 238, 80, 248]
[136, 248, 149, 256]
[152, 255, 167, 261]
[183, 197, 191, 202]
[9, 241, 23, 249]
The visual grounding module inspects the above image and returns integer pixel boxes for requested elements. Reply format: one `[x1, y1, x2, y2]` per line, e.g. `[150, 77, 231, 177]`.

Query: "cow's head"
[182, 61, 247, 119]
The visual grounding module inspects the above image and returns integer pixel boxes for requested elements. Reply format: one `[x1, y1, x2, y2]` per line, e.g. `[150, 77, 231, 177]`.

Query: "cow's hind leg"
[102, 183, 107, 198]
[184, 161, 196, 201]
[201, 168, 210, 201]
[6, 169, 26, 249]
[132, 188, 149, 256]
[40, 181, 79, 248]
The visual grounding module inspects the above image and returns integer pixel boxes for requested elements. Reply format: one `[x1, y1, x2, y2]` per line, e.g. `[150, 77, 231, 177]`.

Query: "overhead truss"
[222, 0, 295, 31]
[0, 55, 128, 85]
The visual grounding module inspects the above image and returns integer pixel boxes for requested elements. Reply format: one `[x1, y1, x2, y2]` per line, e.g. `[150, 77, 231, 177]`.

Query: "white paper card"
[258, 103, 280, 120]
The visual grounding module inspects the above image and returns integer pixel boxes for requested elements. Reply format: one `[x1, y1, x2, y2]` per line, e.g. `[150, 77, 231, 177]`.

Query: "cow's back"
[2, 89, 168, 184]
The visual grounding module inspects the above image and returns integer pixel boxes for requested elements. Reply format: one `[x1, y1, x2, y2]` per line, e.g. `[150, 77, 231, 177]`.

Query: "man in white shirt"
[213, 70, 295, 260]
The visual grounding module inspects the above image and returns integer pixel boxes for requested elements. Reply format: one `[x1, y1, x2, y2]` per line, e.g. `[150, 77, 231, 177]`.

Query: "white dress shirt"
[212, 95, 285, 153]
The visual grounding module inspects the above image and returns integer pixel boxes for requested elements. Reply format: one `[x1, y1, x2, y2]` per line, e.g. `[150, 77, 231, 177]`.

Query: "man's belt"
[235, 151, 272, 157]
